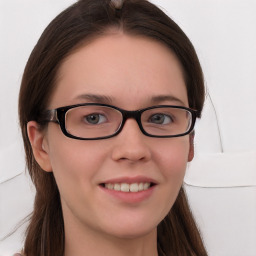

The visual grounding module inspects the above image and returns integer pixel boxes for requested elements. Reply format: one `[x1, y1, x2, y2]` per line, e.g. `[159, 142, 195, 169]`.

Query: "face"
[28, 33, 193, 241]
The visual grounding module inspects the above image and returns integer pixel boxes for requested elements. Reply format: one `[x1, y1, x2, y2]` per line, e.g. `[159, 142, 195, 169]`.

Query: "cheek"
[153, 138, 190, 198]
[47, 139, 110, 226]
[147, 138, 190, 220]
[154, 137, 190, 176]
[47, 131, 108, 199]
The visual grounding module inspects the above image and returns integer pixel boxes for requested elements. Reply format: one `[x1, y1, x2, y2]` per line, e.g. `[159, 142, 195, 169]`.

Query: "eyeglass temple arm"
[44, 109, 59, 123]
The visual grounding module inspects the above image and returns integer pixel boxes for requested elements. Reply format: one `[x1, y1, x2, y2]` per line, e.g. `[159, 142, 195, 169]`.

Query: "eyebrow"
[150, 95, 186, 106]
[74, 94, 113, 104]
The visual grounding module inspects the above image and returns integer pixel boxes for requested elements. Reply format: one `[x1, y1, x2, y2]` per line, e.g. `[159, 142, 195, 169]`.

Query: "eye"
[84, 113, 107, 125]
[148, 113, 173, 125]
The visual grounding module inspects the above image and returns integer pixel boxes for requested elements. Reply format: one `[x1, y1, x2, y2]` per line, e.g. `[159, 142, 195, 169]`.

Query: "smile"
[99, 178, 157, 203]
[104, 182, 152, 192]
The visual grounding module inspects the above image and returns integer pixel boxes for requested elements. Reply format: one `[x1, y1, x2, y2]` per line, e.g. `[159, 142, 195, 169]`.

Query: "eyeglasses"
[42, 103, 197, 140]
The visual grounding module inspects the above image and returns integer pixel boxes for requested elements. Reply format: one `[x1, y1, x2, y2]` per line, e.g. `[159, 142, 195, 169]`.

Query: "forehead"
[50, 33, 188, 109]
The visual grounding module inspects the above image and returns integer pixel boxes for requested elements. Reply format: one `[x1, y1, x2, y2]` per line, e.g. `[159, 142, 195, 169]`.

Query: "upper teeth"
[105, 182, 151, 192]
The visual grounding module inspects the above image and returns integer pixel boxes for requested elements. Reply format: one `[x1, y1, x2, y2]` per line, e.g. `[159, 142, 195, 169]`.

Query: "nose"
[111, 119, 152, 162]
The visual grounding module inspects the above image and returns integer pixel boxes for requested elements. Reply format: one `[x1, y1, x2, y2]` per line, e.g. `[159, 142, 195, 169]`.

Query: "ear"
[27, 121, 53, 172]
[187, 133, 194, 162]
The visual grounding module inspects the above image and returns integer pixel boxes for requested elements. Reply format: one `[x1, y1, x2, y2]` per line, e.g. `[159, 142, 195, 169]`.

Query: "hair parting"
[110, 0, 125, 9]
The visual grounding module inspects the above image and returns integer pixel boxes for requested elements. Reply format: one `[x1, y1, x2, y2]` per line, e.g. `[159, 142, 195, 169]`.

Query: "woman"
[18, 0, 207, 255]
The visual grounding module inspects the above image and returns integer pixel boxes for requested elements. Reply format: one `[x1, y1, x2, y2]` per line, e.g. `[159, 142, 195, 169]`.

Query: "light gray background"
[1, 1, 256, 255]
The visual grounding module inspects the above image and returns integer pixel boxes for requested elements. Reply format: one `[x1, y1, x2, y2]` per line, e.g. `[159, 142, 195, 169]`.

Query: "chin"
[101, 217, 159, 240]
[109, 226, 157, 240]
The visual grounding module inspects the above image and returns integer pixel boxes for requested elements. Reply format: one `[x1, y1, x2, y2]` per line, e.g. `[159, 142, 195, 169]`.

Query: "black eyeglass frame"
[43, 103, 197, 140]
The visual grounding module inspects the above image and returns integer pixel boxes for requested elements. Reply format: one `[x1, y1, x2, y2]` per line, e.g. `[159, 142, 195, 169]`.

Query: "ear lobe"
[188, 133, 194, 162]
[27, 121, 53, 172]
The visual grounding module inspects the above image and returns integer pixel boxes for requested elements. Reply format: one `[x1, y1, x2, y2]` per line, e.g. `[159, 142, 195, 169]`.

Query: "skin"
[28, 32, 194, 256]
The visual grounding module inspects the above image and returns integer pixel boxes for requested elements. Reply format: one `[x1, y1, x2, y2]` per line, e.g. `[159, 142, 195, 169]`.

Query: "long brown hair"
[19, 0, 207, 255]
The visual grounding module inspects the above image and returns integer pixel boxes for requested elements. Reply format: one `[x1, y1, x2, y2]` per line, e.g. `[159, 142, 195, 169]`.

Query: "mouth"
[100, 182, 156, 193]
[99, 177, 157, 203]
